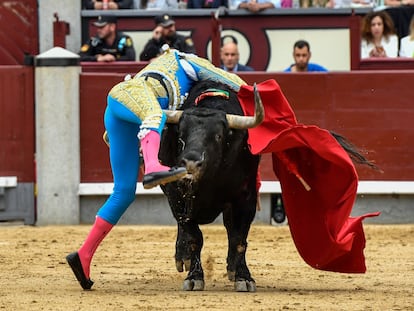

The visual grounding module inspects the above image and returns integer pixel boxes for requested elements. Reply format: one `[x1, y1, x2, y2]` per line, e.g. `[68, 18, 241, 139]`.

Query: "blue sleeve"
[311, 64, 328, 72]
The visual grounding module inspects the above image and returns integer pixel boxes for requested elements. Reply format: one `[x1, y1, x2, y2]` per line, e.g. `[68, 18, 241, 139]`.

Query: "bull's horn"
[164, 110, 183, 124]
[226, 83, 265, 129]
[163, 83, 265, 128]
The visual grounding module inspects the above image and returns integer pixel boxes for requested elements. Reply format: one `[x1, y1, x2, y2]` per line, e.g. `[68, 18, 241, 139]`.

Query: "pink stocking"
[77, 216, 113, 278]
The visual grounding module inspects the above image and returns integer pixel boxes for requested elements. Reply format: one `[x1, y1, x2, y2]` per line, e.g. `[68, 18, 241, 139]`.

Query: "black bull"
[159, 80, 262, 292]
[158, 80, 377, 292]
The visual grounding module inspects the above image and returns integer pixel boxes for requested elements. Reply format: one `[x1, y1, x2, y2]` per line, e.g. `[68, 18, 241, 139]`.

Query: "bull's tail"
[330, 131, 382, 172]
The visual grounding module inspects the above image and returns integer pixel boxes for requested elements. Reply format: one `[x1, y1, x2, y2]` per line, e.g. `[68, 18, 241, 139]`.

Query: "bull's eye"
[178, 138, 186, 151]
[215, 134, 222, 142]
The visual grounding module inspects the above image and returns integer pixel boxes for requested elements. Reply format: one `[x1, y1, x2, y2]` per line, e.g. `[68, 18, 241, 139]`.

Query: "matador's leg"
[109, 79, 186, 189]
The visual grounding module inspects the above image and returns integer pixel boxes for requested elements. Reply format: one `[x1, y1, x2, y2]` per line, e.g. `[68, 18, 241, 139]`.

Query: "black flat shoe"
[66, 252, 94, 290]
[143, 167, 187, 189]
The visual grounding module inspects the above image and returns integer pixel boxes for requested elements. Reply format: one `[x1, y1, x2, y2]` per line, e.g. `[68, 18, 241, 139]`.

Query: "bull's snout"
[181, 152, 205, 174]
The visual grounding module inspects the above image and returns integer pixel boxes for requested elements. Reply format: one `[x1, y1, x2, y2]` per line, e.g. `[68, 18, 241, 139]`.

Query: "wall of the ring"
[353, 194, 414, 224]
[79, 194, 414, 225]
[80, 70, 414, 182]
[80, 194, 273, 225]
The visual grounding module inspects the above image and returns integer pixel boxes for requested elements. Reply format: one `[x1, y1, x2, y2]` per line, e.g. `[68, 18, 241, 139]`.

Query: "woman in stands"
[360, 10, 398, 58]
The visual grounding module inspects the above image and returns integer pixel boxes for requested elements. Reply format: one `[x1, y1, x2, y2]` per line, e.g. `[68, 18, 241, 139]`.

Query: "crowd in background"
[78, 13, 333, 70]
[82, 0, 414, 10]
[79, 0, 414, 68]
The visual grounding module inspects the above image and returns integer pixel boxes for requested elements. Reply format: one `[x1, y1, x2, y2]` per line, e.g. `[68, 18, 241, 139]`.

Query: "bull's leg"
[175, 221, 205, 291]
[223, 204, 257, 292]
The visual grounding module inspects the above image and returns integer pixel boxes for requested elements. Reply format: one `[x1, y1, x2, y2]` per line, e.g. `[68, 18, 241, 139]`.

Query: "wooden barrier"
[0, 66, 35, 223]
[79, 68, 414, 183]
[0, 1, 38, 65]
[0, 177, 17, 188]
[81, 61, 148, 73]
[359, 58, 414, 70]
[78, 181, 414, 195]
[0, 66, 35, 182]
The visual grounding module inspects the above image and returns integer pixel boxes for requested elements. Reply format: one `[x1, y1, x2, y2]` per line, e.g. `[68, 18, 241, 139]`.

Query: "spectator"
[325, 0, 353, 8]
[232, 0, 281, 12]
[79, 14, 136, 62]
[82, 0, 134, 9]
[360, 11, 398, 58]
[281, 0, 293, 7]
[399, 15, 414, 57]
[284, 40, 328, 72]
[220, 36, 254, 72]
[143, 0, 179, 9]
[301, 0, 331, 7]
[187, 0, 228, 8]
[140, 14, 196, 62]
[384, 0, 414, 6]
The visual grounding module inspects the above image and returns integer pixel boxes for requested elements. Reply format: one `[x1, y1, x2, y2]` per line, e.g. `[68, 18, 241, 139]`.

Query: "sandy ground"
[0, 223, 412, 311]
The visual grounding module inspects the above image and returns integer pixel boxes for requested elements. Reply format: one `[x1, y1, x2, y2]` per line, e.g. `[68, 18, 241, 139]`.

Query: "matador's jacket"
[108, 46, 246, 138]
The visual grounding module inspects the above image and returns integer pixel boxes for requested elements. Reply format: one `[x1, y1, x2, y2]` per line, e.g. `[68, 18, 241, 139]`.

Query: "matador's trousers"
[97, 78, 167, 224]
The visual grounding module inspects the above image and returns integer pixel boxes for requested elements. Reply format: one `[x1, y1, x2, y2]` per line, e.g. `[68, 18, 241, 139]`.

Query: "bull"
[158, 80, 378, 292]
[159, 80, 264, 292]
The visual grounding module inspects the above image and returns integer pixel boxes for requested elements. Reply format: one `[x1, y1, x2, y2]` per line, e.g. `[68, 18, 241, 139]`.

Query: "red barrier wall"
[0, 1, 38, 65]
[241, 71, 414, 180]
[0, 66, 35, 181]
[79, 69, 414, 182]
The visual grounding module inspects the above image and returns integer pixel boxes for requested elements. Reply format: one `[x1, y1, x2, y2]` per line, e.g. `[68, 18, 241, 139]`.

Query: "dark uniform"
[79, 32, 136, 62]
[139, 34, 196, 61]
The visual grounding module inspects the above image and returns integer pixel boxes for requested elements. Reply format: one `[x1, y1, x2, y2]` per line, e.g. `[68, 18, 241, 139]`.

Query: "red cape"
[238, 79, 379, 273]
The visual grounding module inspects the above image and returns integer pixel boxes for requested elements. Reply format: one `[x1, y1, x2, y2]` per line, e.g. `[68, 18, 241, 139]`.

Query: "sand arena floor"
[0, 224, 412, 310]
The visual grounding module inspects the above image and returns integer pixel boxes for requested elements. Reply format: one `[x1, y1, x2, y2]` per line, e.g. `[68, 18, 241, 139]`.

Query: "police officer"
[139, 14, 196, 61]
[79, 14, 136, 62]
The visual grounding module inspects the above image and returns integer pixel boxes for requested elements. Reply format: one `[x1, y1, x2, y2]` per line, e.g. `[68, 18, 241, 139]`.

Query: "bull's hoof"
[234, 280, 256, 292]
[183, 279, 205, 291]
